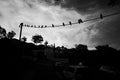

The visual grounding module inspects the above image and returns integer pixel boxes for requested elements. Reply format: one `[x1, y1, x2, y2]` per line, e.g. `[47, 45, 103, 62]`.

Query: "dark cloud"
[60, 0, 120, 14]
[44, 0, 65, 5]
[57, 0, 120, 49]
[90, 14, 120, 49]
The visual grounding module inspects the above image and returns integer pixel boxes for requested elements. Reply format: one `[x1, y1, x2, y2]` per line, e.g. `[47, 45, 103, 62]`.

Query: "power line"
[18, 11, 120, 40]
[21, 11, 120, 28]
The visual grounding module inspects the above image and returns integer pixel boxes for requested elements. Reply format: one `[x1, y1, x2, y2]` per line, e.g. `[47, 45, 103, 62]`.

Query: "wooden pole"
[19, 23, 23, 41]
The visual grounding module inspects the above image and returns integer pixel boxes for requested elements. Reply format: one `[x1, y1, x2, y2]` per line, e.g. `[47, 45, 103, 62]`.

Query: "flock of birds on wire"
[19, 11, 120, 28]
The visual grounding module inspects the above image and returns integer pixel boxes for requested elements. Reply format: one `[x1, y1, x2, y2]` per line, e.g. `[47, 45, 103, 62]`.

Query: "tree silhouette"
[21, 36, 27, 42]
[7, 31, 16, 39]
[0, 26, 6, 39]
[32, 34, 43, 45]
[44, 41, 48, 46]
[75, 44, 88, 50]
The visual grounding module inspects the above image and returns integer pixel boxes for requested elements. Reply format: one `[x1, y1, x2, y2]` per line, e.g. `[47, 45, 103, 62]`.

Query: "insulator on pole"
[78, 19, 83, 24]
[63, 22, 65, 26]
[19, 23, 23, 28]
[100, 13, 103, 19]
[69, 21, 72, 25]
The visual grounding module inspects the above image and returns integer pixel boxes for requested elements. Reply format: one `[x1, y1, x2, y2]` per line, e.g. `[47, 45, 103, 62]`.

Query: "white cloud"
[0, 0, 98, 48]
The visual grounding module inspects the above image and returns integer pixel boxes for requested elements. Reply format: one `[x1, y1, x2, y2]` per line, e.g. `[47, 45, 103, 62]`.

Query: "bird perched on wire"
[69, 21, 72, 25]
[62, 22, 65, 26]
[41, 25, 43, 28]
[52, 24, 54, 27]
[45, 25, 47, 28]
[78, 19, 83, 24]
[38, 25, 40, 28]
[100, 13, 103, 19]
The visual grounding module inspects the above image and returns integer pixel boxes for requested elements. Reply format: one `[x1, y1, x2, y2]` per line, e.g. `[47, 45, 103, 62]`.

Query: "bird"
[69, 21, 72, 25]
[52, 24, 54, 27]
[31, 25, 33, 27]
[62, 22, 65, 26]
[41, 25, 43, 28]
[38, 25, 41, 28]
[45, 25, 47, 28]
[100, 13, 103, 19]
[78, 19, 83, 24]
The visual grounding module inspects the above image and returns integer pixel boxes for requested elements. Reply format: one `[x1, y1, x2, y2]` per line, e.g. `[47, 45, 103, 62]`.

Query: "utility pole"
[19, 23, 23, 41]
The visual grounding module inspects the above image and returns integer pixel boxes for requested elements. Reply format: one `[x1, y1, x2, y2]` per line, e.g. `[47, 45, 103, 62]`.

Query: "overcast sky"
[0, 0, 120, 49]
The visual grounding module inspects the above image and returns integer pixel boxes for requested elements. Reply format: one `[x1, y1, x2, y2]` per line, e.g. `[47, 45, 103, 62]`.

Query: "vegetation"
[0, 26, 120, 80]
[32, 34, 43, 45]
[21, 36, 27, 42]
[44, 41, 48, 46]
[7, 30, 16, 39]
[0, 26, 6, 39]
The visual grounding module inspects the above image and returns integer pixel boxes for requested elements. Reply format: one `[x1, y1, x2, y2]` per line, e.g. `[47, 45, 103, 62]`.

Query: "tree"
[32, 34, 43, 45]
[0, 26, 6, 39]
[21, 36, 27, 42]
[44, 41, 48, 46]
[75, 44, 88, 50]
[7, 31, 16, 39]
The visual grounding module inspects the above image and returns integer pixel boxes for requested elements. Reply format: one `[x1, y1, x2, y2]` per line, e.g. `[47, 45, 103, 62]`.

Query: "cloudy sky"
[0, 0, 120, 49]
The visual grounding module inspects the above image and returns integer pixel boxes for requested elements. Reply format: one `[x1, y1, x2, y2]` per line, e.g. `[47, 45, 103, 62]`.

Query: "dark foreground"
[3, 59, 120, 80]
[1, 38, 120, 80]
